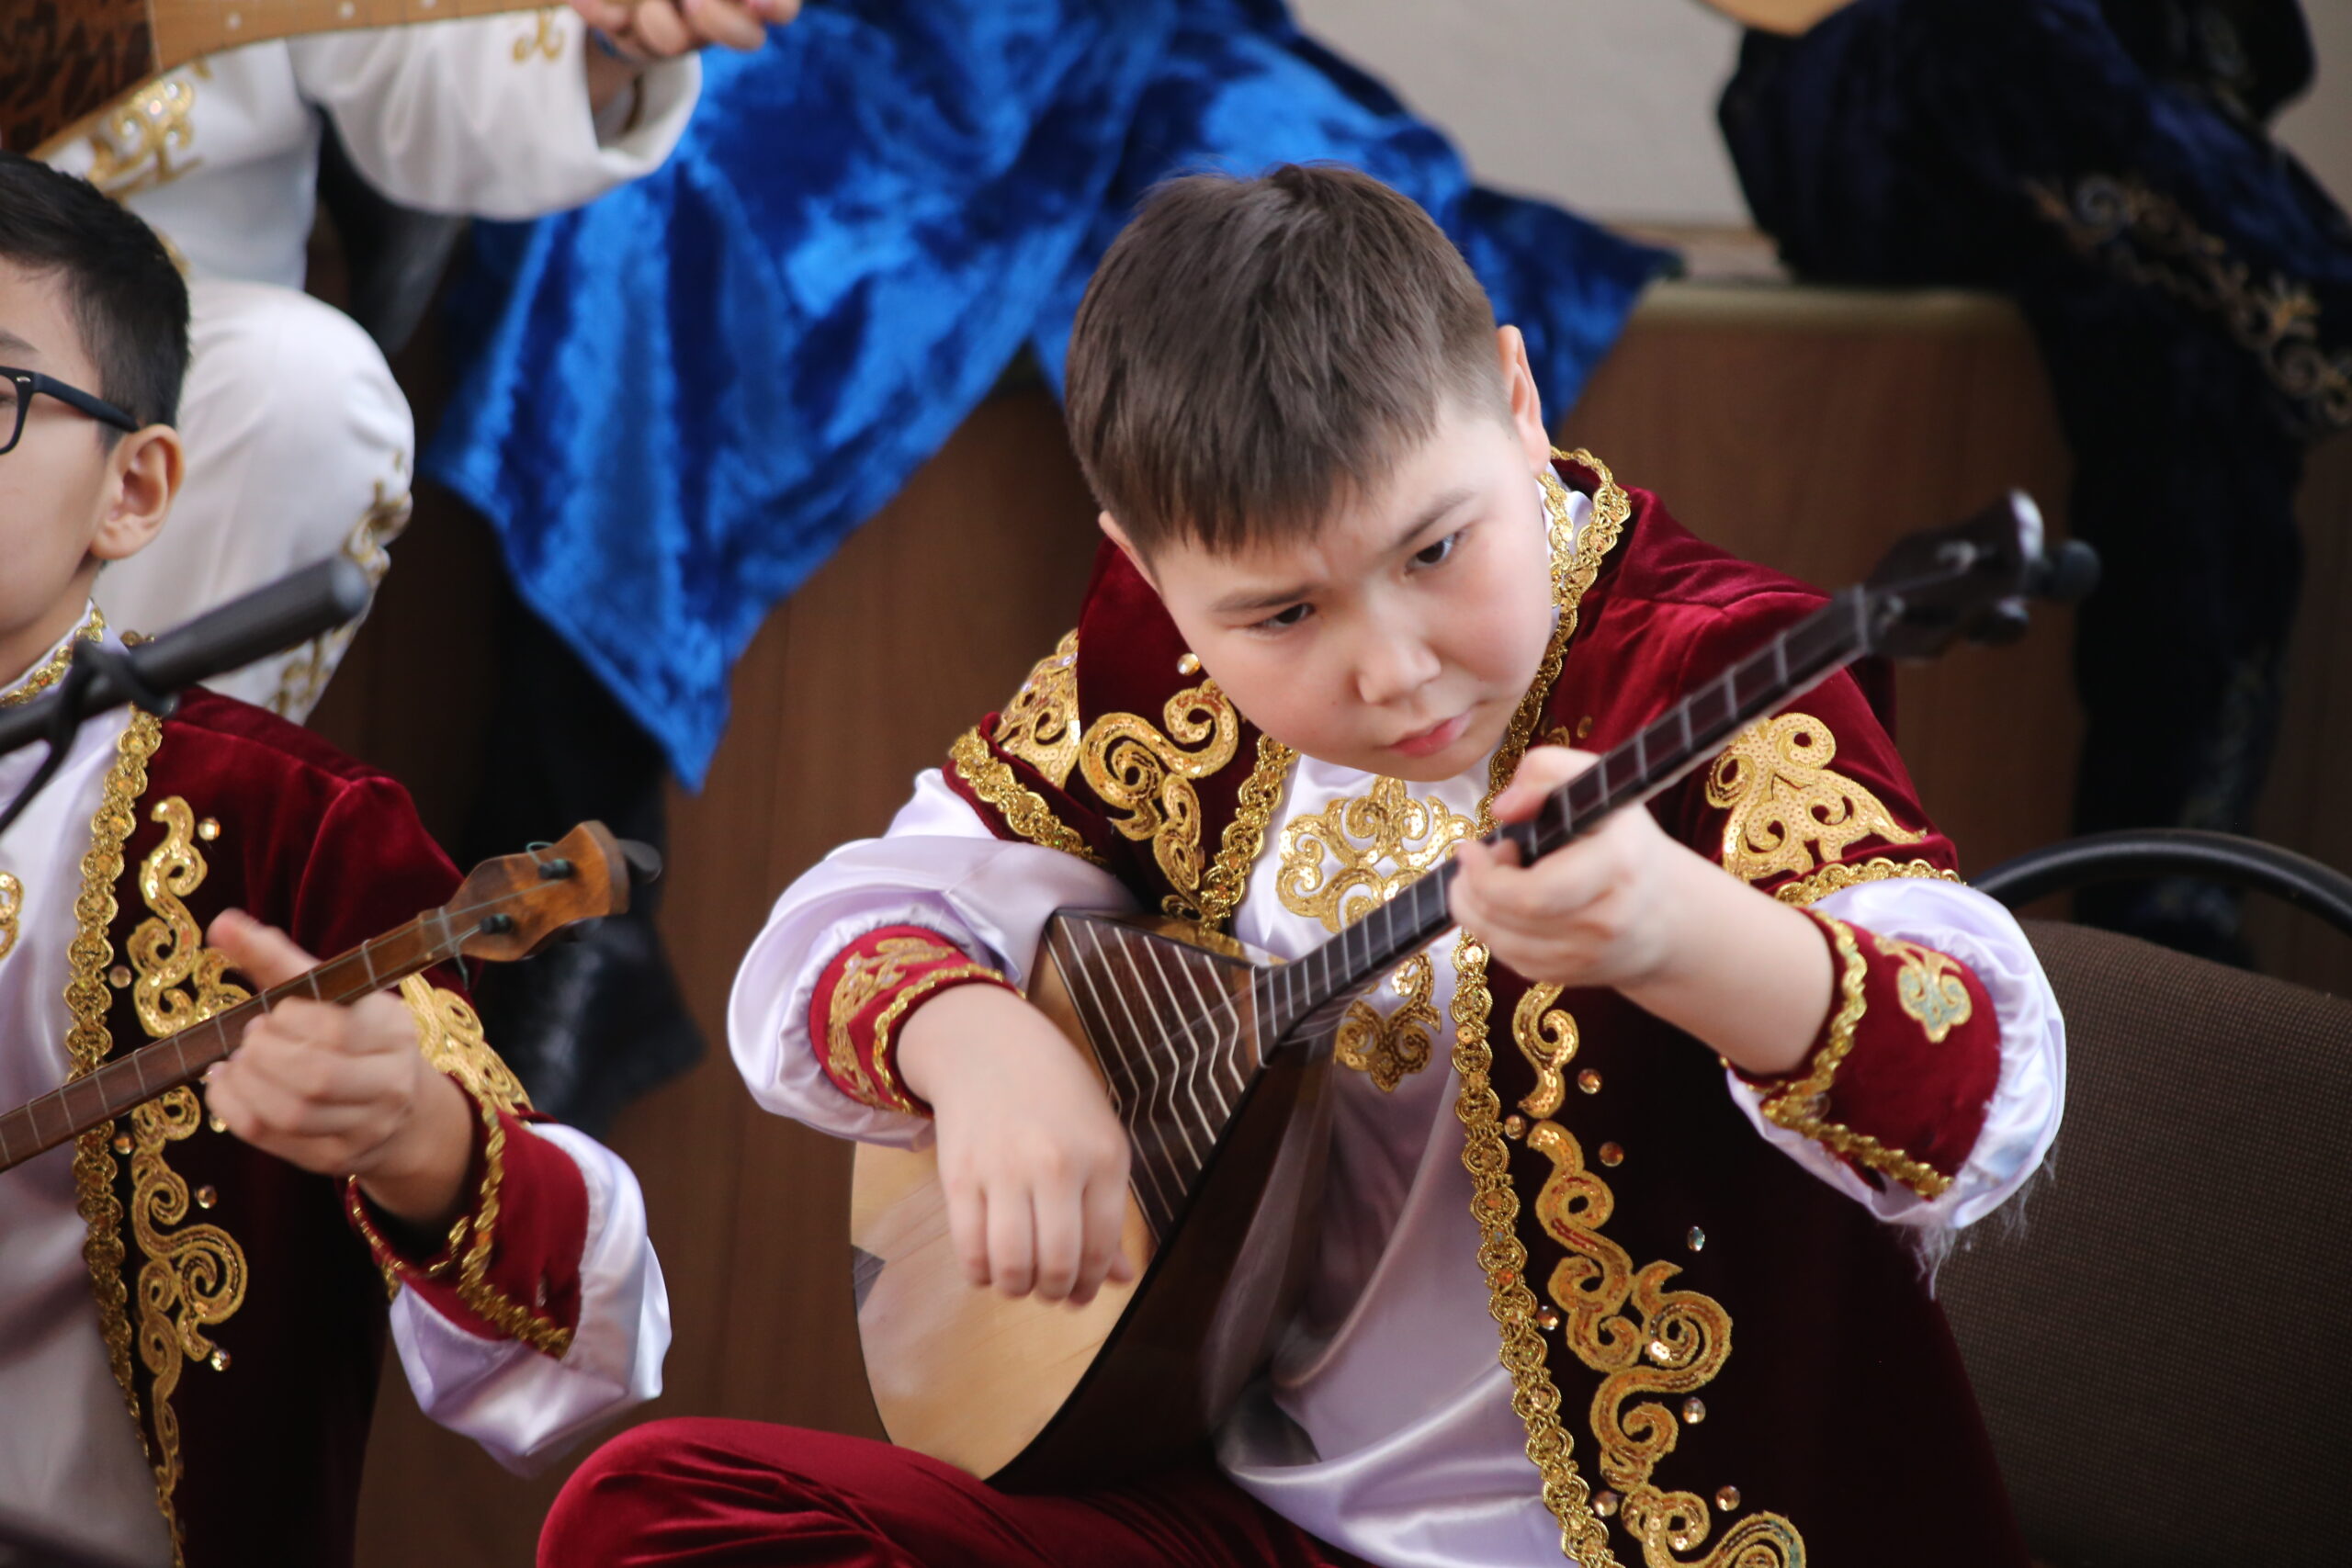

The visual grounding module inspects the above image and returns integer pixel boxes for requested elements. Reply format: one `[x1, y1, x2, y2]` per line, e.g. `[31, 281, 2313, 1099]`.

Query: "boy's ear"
[88, 423, 182, 565]
[1494, 324, 1552, 470]
[1098, 510, 1157, 590]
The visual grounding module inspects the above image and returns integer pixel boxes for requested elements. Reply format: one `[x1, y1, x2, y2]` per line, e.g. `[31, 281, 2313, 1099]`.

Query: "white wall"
[1293, 0, 2348, 224]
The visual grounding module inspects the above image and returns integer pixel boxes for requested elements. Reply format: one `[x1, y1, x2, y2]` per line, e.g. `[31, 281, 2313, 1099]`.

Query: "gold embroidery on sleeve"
[991, 629, 1083, 788]
[868, 962, 1005, 1111]
[453, 1096, 573, 1357]
[1705, 715, 1923, 886]
[1872, 933, 1973, 1043]
[1079, 678, 1240, 919]
[399, 978, 532, 1114]
[85, 73, 203, 198]
[824, 935, 971, 1110]
[1760, 916, 1953, 1201]
[1772, 856, 1959, 908]
[949, 728, 1103, 864]
[1512, 986, 1578, 1119]
[1278, 775, 1476, 931]
[1336, 955, 1440, 1092]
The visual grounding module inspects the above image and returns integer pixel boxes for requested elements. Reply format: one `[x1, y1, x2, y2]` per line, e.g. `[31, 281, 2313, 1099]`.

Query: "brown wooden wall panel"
[333, 288, 2352, 1567]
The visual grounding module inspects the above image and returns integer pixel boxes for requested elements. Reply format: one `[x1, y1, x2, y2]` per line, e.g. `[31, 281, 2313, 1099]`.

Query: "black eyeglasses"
[0, 367, 141, 455]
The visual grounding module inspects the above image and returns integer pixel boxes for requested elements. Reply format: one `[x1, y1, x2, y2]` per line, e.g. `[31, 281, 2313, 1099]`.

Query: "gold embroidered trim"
[1512, 985, 1578, 1119]
[1079, 677, 1241, 919]
[1872, 933, 1973, 1044]
[824, 935, 972, 1111]
[868, 962, 1006, 1112]
[64, 711, 179, 1561]
[949, 728, 1103, 864]
[129, 798, 252, 1040]
[1705, 714, 1924, 887]
[85, 70, 205, 199]
[121, 796, 252, 1550]
[1191, 734, 1296, 932]
[990, 629, 1082, 788]
[1771, 857, 1959, 908]
[1452, 452, 1629, 1564]
[2029, 174, 2352, 432]
[1336, 954, 1440, 1092]
[1278, 774, 1476, 932]
[0, 871, 19, 965]
[1761, 915, 1953, 1201]
[2, 606, 104, 707]
[1526, 1121, 1802, 1567]
[270, 470, 411, 720]
[452, 1096, 574, 1358]
[399, 977, 532, 1115]
[514, 6, 567, 62]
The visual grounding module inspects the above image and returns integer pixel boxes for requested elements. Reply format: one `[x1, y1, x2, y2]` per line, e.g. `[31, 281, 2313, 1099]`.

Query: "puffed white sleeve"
[1724, 878, 2065, 1231]
[387, 1124, 670, 1472]
[288, 10, 697, 220]
[729, 769, 1136, 1150]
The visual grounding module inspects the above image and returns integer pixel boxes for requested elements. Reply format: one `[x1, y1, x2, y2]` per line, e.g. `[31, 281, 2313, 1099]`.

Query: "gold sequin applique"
[1335, 954, 1441, 1092]
[400, 977, 532, 1114]
[84, 68, 207, 199]
[991, 629, 1083, 788]
[1079, 676, 1241, 920]
[1872, 933, 1973, 1043]
[824, 935, 971, 1111]
[1513, 985, 1579, 1120]
[3, 606, 104, 708]
[0, 871, 19, 965]
[1771, 856, 1959, 908]
[1705, 715, 1923, 888]
[1278, 774, 1476, 931]
[949, 728, 1102, 865]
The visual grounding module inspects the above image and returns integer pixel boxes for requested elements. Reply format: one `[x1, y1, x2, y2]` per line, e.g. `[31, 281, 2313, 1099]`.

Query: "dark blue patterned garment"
[1721, 0, 2351, 957]
[424, 0, 1669, 785]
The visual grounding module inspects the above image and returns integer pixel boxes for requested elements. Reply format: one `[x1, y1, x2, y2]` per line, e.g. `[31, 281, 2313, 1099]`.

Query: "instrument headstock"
[447, 820, 652, 964]
[1860, 491, 2098, 660]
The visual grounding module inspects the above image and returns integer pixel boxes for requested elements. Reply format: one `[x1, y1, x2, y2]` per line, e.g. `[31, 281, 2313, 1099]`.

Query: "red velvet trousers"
[538, 1420, 1371, 1568]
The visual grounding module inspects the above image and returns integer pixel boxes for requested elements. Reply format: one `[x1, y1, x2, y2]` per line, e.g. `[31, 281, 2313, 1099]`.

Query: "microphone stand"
[0, 558, 372, 837]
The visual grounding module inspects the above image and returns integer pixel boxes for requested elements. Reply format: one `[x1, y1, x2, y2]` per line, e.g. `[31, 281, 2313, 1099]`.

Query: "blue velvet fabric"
[423, 0, 1670, 786]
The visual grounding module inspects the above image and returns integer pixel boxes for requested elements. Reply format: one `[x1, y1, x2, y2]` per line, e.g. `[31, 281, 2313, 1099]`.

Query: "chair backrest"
[1939, 920, 2352, 1566]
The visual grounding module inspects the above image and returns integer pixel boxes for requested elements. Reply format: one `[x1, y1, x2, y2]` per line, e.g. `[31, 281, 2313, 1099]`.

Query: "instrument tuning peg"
[2026, 539, 2100, 603]
[620, 840, 665, 886]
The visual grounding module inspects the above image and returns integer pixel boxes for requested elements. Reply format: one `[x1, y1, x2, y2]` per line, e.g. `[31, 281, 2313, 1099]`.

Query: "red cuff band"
[1748, 912, 2004, 1199]
[344, 1087, 588, 1357]
[809, 926, 1015, 1115]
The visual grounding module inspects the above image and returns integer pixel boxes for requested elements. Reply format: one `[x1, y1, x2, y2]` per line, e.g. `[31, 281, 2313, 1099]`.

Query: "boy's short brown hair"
[1065, 164, 1505, 558]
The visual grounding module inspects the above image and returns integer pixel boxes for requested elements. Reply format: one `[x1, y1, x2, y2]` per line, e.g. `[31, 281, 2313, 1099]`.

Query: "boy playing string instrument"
[555, 165, 2062, 1567]
[0, 153, 668, 1568]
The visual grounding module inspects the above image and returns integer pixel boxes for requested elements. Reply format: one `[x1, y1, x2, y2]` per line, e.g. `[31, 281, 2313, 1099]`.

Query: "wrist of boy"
[354, 1069, 474, 1232]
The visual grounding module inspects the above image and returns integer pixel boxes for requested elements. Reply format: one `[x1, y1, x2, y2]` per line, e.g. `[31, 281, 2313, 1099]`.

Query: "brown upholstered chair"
[1938, 917, 2352, 1567]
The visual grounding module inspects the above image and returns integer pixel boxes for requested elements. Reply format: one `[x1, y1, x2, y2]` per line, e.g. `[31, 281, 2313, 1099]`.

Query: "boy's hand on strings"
[202, 910, 475, 1233]
[1450, 745, 1834, 1078]
[897, 984, 1138, 1309]
[1448, 746, 1698, 994]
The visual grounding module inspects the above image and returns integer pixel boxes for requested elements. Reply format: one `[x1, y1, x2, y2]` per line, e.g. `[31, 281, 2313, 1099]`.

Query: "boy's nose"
[1353, 635, 1443, 707]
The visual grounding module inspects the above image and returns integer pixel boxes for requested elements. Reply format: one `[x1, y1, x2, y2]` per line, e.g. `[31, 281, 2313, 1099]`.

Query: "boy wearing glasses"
[0, 152, 669, 1568]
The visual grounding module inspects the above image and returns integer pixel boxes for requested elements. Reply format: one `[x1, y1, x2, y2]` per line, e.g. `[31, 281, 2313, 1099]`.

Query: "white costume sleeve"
[1724, 879, 2065, 1231]
[288, 10, 698, 220]
[729, 770, 1135, 1149]
[386, 1125, 670, 1474]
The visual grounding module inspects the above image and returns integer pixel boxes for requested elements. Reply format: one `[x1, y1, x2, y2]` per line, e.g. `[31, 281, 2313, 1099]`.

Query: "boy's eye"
[1253, 603, 1313, 632]
[1413, 531, 1463, 568]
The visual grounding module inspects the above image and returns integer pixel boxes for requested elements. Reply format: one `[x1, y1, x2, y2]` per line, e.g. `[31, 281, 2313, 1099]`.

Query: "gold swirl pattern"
[1451, 454, 1629, 1563]
[1336, 954, 1441, 1092]
[1871, 933, 1973, 1044]
[1764, 916, 1952, 1201]
[1078, 678, 1241, 918]
[991, 629, 1084, 788]
[1513, 986, 1579, 1119]
[1705, 715, 1923, 888]
[1771, 856, 1958, 908]
[129, 799, 251, 1041]
[824, 935, 972, 1111]
[67, 712, 165, 1548]
[949, 728, 1102, 864]
[399, 977, 532, 1115]
[1277, 774, 1476, 931]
